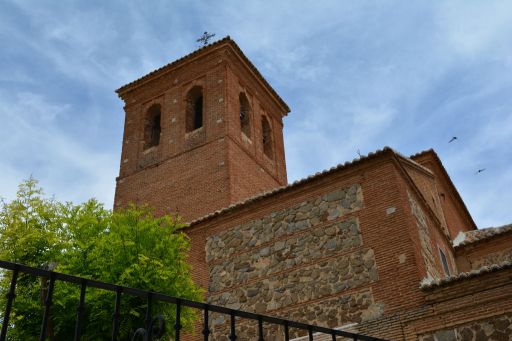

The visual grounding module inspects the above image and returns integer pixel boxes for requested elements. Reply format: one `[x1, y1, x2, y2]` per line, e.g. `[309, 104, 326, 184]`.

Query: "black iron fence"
[0, 260, 388, 341]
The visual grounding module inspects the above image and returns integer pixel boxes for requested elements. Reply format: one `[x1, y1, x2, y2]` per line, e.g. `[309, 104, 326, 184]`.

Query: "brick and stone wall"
[418, 312, 512, 341]
[209, 288, 381, 341]
[204, 184, 384, 339]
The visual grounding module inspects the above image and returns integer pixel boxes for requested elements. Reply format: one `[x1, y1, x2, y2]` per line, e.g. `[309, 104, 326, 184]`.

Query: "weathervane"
[196, 31, 216, 46]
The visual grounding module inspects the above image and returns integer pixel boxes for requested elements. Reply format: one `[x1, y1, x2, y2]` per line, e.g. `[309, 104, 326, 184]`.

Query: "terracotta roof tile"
[454, 223, 512, 248]
[420, 260, 512, 290]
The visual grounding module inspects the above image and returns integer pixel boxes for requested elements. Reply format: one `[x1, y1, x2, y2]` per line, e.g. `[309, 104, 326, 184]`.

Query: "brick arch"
[239, 92, 251, 138]
[185, 85, 204, 132]
[143, 103, 161, 149]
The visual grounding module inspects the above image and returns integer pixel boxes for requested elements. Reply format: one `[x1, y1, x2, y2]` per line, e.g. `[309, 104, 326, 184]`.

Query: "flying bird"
[449, 136, 457, 143]
[475, 168, 486, 174]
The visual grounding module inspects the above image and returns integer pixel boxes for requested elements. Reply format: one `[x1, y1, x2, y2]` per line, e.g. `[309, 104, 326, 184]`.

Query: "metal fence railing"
[0, 260, 389, 341]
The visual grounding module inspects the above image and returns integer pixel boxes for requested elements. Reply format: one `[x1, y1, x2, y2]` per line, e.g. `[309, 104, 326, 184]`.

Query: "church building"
[114, 37, 512, 340]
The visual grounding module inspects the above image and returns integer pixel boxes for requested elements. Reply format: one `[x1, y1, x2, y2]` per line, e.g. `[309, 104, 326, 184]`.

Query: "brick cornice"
[116, 37, 290, 115]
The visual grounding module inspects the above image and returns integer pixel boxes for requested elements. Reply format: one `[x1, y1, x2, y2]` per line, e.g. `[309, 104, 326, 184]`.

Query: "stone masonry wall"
[209, 247, 377, 312]
[205, 184, 383, 340]
[209, 218, 364, 292]
[206, 184, 364, 261]
[209, 288, 382, 341]
[418, 312, 512, 341]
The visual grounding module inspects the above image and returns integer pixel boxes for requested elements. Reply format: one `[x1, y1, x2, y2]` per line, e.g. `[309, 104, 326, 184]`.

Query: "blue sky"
[1, 1, 511, 228]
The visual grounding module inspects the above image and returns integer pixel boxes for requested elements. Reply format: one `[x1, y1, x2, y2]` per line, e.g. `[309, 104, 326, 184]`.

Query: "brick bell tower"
[114, 37, 289, 222]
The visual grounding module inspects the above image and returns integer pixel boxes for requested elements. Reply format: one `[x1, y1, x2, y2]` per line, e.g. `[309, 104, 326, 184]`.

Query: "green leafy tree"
[0, 178, 203, 340]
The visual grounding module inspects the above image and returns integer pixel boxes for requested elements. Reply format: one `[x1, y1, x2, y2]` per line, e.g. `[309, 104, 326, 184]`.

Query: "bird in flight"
[449, 136, 457, 143]
[475, 168, 486, 174]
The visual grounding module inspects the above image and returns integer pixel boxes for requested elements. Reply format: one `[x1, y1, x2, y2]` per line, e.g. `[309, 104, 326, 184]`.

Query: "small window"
[144, 104, 161, 149]
[239, 93, 251, 138]
[439, 248, 451, 276]
[186, 86, 203, 132]
[261, 115, 273, 158]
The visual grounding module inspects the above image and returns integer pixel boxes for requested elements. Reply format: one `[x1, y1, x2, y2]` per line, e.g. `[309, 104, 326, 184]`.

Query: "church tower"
[114, 37, 289, 222]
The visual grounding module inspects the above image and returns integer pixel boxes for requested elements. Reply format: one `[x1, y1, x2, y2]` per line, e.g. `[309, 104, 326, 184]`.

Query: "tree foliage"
[0, 178, 203, 340]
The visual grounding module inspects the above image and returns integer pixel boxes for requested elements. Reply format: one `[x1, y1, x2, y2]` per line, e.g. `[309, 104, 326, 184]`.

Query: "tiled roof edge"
[115, 36, 290, 113]
[420, 260, 512, 290]
[454, 223, 512, 248]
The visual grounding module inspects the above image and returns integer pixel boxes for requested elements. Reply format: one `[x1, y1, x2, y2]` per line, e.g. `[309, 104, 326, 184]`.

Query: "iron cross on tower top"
[196, 31, 216, 46]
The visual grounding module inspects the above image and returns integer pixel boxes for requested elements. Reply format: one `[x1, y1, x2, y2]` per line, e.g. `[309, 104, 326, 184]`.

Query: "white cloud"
[1, 0, 511, 227]
[0, 91, 117, 206]
[436, 1, 512, 58]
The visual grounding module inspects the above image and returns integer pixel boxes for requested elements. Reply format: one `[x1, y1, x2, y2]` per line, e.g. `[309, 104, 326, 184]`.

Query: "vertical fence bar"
[284, 321, 289, 341]
[308, 326, 314, 341]
[39, 272, 56, 341]
[202, 305, 210, 341]
[332, 330, 337, 341]
[73, 279, 87, 341]
[257, 317, 264, 341]
[145, 293, 153, 334]
[175, 298, 181, 341]
[229, 310, 236, 341]
[0, 266, 19, 341]
[111, 286, 122, 341]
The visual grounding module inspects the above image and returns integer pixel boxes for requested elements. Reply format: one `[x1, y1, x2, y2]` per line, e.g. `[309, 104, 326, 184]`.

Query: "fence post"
[0, 266, 19, 341]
